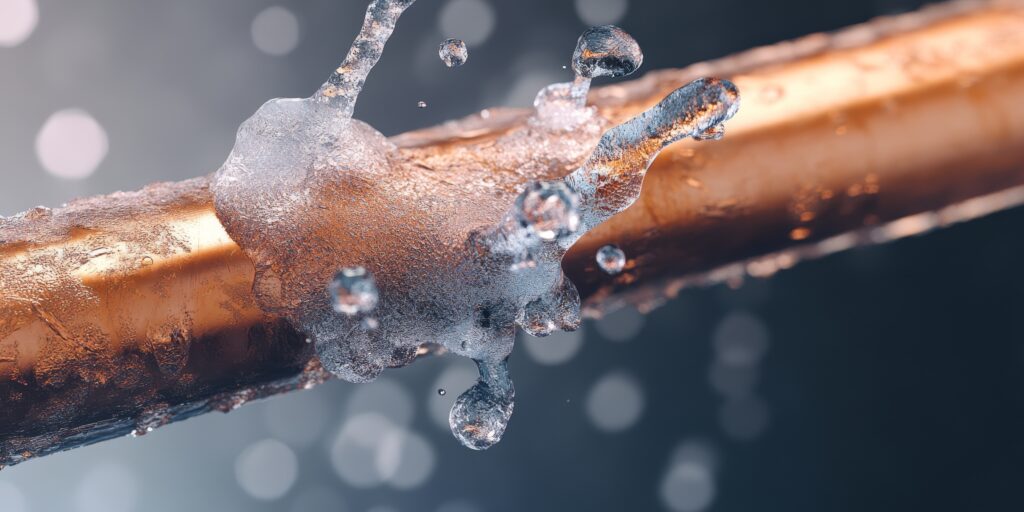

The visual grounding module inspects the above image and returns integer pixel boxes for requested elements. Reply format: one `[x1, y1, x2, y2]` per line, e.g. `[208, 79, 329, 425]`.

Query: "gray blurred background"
[2, 0, 1024, 511]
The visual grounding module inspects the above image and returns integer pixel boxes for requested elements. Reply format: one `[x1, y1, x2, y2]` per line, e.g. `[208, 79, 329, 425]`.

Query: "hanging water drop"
[438, 388, 447, 396]
[596, 244, 626, 275]
[514, 181, 581, 241]
[449, 358, 514, 450]
[329, 267, 379, 315]
[693, 124, 725, 141]
[438, 38, 468, 68]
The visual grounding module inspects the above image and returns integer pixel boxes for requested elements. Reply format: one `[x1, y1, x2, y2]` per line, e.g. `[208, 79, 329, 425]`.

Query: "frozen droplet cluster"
[596, 244, 626, 275]
[212, 0, 739, 450]
[439, 38, 468, 68]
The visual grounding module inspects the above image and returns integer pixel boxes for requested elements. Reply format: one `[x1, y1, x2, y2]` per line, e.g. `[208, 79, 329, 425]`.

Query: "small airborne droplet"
[438, 38, 468, 68]
[329, 266, 379, 315]
[515, 181, 581, 241]
[438, 389, 447, 396]
[596, 244, 626, 275]
[417, 100, 428, 108]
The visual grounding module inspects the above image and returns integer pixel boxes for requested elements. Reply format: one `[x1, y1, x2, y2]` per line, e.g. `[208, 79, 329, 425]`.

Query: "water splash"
[439, 38, 468, 68]
[596, 245, 626, 275]
[211, 1, 739, 450]
[533, 25, 643, 130]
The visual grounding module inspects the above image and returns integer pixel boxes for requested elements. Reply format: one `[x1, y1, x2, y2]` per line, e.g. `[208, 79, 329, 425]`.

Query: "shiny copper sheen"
[2, 0, 1024, 466]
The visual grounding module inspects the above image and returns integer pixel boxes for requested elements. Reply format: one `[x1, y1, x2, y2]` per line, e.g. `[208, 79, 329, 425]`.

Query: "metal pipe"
[2, 0, 1023, 467]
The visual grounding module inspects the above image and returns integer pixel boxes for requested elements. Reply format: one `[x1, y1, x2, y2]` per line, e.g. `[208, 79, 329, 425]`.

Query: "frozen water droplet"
[533, 25, 642, 130]
[417, 100, 428, 108]
[449, 359, 514, 450]
[596, 244, 626, 274]
[572, 25, 643, 79]
[514, 181, 581, 241]
[438, 388, 447, 396]
[330, 267, 379, 315]
[439, 38, 468, 68]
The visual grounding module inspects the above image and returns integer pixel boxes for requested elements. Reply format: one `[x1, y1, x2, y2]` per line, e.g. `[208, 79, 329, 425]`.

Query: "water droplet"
[572, 25, 643, 79]
[437, 388, 447, 396]
[789, 227, 811, 240]
[596, 244, 626, 274]
[329, 266, 379, 315]
[140, 256, 154, 267]
[449, 359, 514, 450]
[417, 100, 428, 108]
[514, 181, 581, 241]
[438, 38, 468, 68]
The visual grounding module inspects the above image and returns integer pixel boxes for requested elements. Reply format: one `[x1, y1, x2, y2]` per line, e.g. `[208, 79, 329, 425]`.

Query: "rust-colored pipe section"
[2, 0, 1023, 467]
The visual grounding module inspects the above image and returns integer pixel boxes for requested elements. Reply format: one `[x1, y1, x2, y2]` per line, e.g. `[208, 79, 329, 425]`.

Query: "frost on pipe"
[213, 0, 739, 449]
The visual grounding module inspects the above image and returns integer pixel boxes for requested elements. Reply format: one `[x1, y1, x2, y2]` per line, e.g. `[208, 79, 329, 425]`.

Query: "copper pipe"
[2, 0, 1023, 467]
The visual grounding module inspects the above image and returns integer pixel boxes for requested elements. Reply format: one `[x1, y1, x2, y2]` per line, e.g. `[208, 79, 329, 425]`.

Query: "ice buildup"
[212, 0, 739, 450]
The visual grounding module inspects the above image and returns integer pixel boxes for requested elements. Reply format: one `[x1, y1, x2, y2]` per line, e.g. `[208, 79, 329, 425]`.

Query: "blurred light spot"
[660, 461, 716, 512]
[712, 311, 769, 366]
[719, 396, 770, 441]
[0, 481, 29, 512]
[708, 361, 759, 398]
[35, 109, 108, 180]
[595, 306, 645, 342]
[235, 439, 299, 501]
[671, 439, 720, 474]
[574, 0, 629, 25]
[288, 485, 346, 512]
[437, 500, 482, 512]
[0, 0, 37, 47]
[501, 70, 564, 108]
[331, 413, 397, 488]
[252, 6, 300, 56]
[74, 462, 138, 512]
[439, 0, 495, 46]
[585, 371, 645, 432]
[377, 429, 436, 489]
[520, 327, 584, 365]
[347, 378, 414, 427]
[428, 359, 479, 430]
[264, 388, 329, 448]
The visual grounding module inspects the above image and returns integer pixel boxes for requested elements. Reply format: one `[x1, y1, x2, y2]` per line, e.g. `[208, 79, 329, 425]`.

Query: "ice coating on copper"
[212, 1, 738, 449]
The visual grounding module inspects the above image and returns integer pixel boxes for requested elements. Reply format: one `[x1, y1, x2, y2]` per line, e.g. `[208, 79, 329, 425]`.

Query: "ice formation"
[439, 38, 468, 68]
[596, 245, 626, 275]
[212, 0, 739, 449]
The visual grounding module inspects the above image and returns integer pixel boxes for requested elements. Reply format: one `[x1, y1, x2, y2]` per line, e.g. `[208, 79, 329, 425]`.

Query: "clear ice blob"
[515, 181, 581, 241]
[534, 25, 643, 130]
[439, 38, 468, 68]
[449, 358, 515, 450]
[572, 25, 644, 80]
[329, 267, 379, 315]
[596, 244, 626, 275]
[211, 0, 739, 449]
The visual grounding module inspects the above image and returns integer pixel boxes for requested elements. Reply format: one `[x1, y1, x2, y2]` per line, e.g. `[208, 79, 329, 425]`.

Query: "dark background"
[2, 0, 1023, 511]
